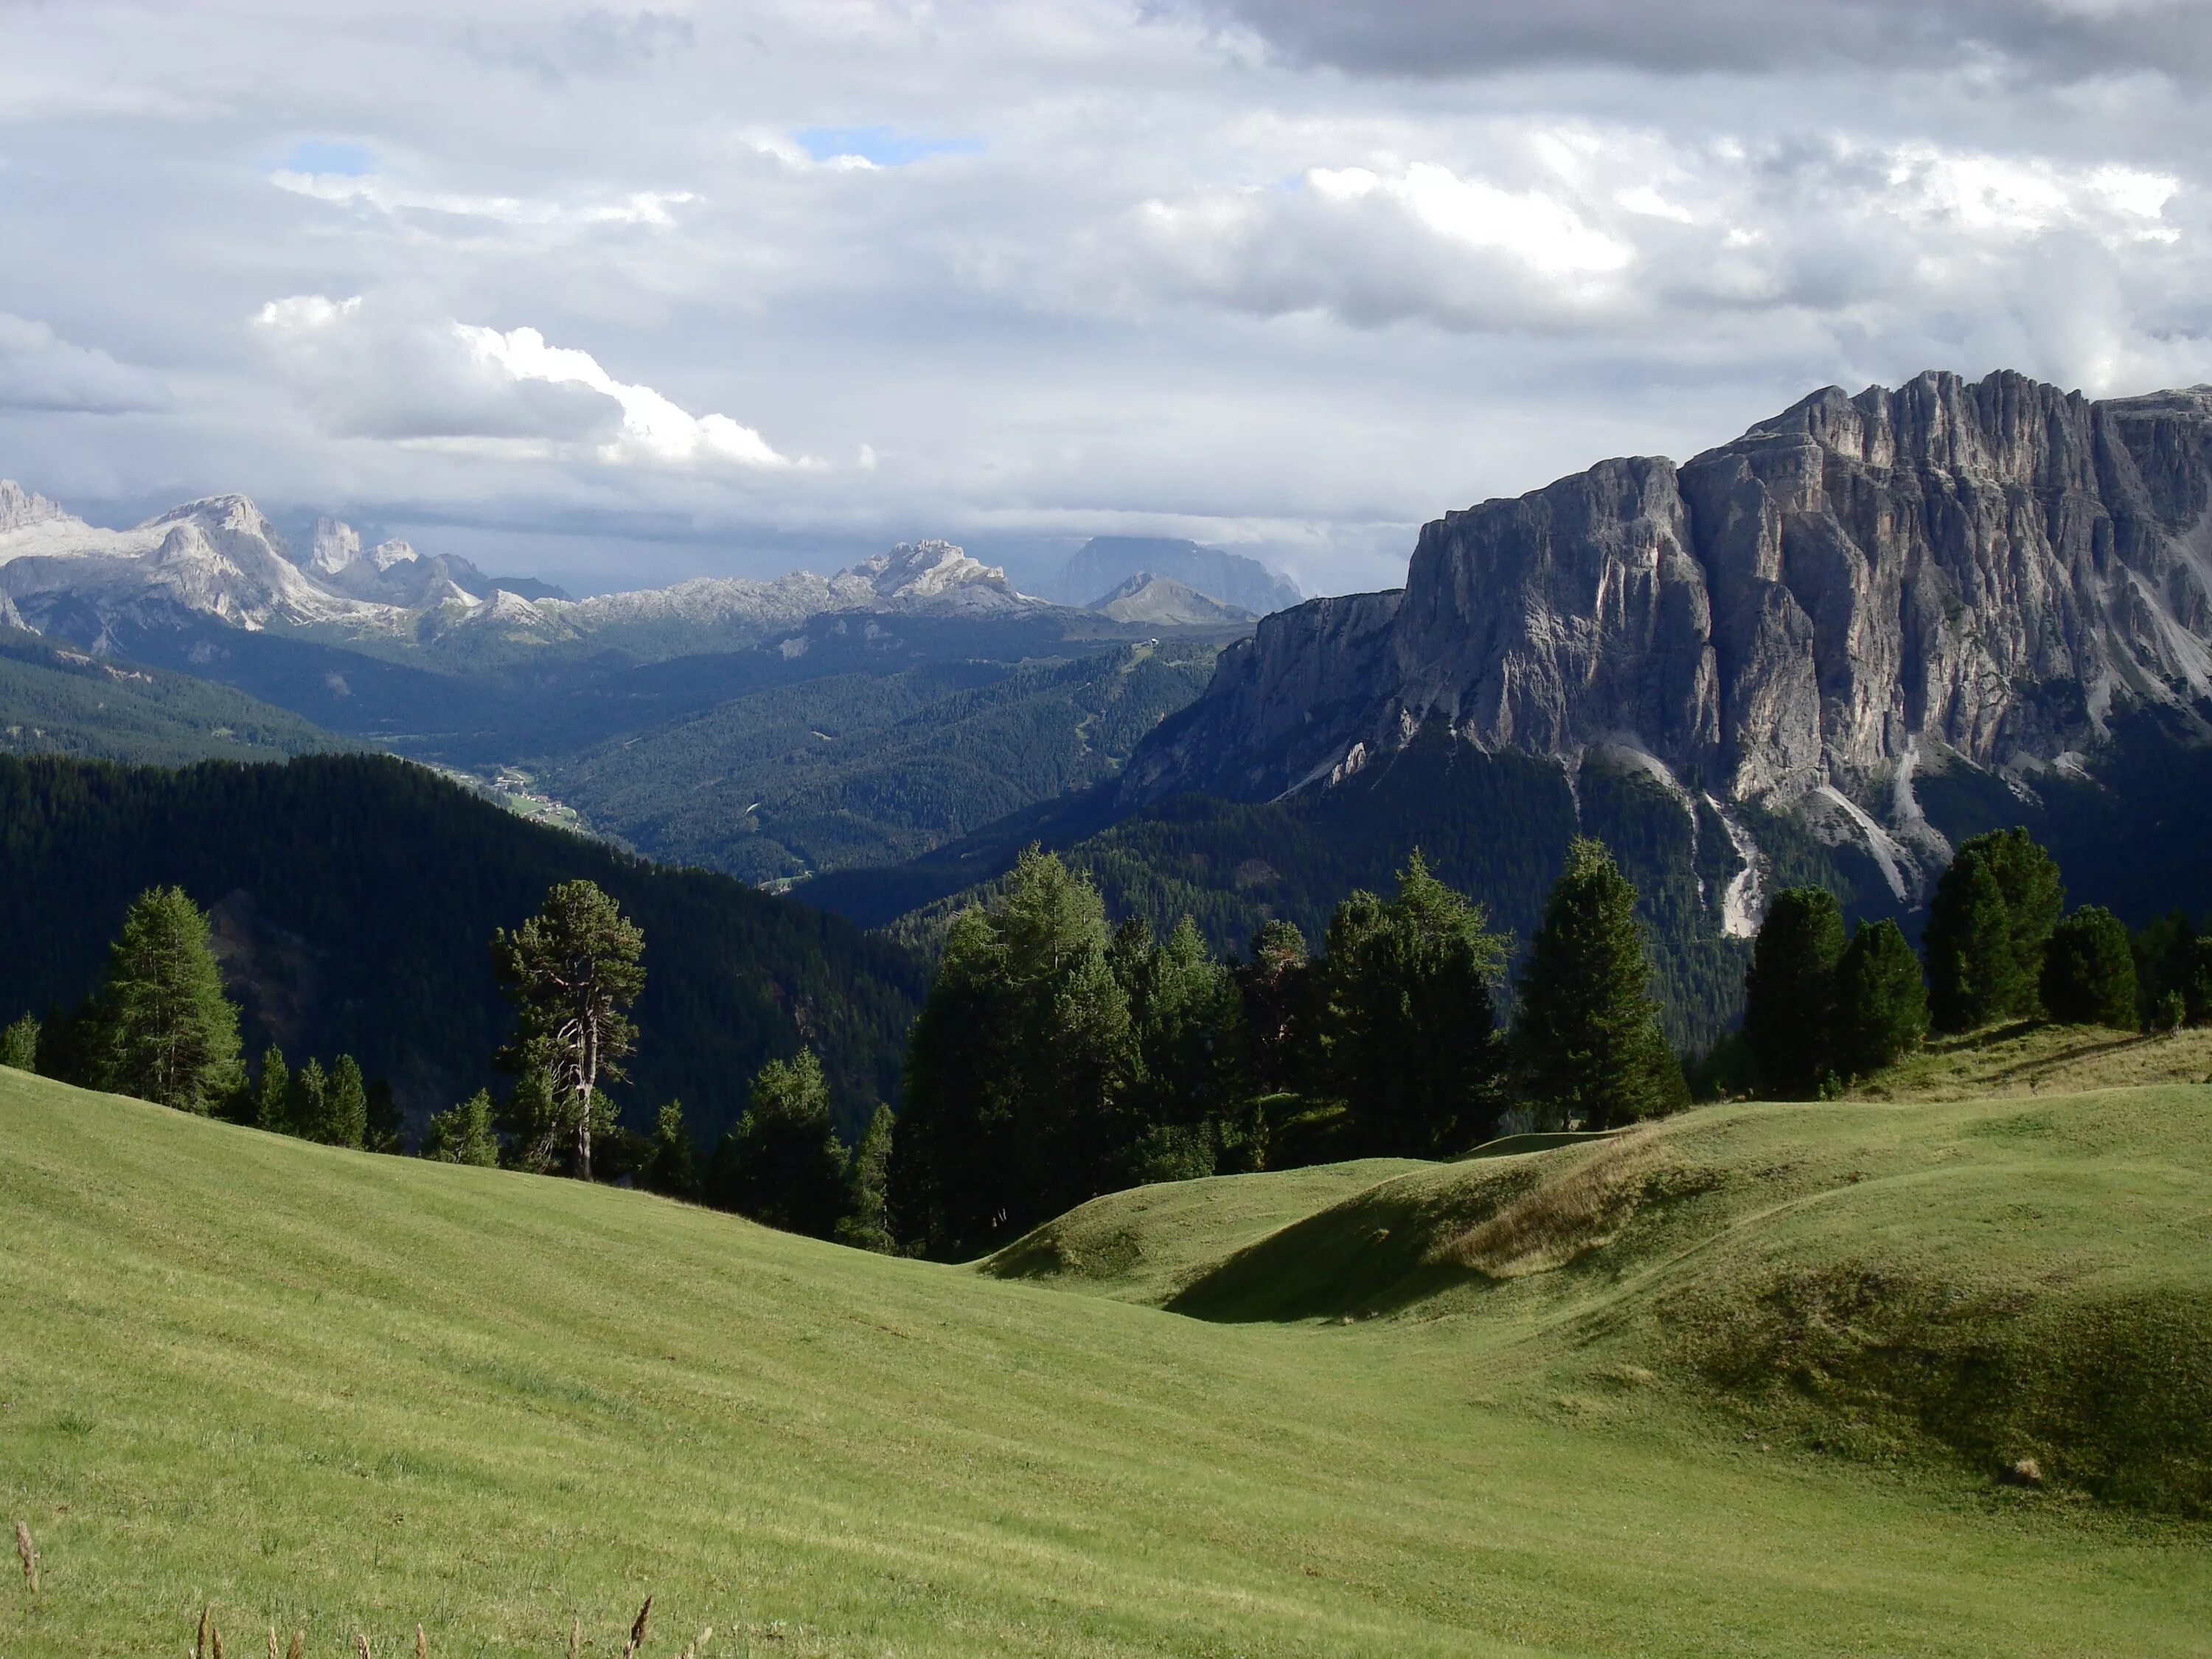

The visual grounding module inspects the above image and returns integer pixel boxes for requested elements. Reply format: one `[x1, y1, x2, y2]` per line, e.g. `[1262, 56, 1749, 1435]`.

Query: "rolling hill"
[1, 1068, 2207, 1655]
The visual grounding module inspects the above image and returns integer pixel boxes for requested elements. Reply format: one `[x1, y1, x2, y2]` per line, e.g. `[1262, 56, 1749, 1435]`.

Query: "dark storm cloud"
[1184, 0, 2212, 81]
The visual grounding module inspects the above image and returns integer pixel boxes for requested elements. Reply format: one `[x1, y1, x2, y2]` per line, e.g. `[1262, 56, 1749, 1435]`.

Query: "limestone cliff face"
[1125, 371, 2212, 824]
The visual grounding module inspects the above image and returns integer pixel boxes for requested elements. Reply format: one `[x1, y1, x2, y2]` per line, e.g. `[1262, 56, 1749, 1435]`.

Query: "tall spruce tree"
[640, 1100, 699, 1198]
[1510, 838, 1683, 1130]
[1832, 919, 1928, 1078]
[1924, 828, 2063, 1031]
[1742, 887, 1846, 1099]
[492, 879, 646, 1182]
[1237, 919, 1312, 1096]
[251, 1045, 291, 1133]
[290, 1057, 328, 1140]
[1113, 914, 1242, 1182]
[2040, 907, 2138, 1029]
[1, 1012, 39, 1071]
[321, 1054, 369, 1149]
[835, 1102, 898, 1253]
[1311, 852, 1509, 1155]
[888, 848, 1138, 1256]
[94, 886, 242, 1114]
[709, 1050, 848, 1237]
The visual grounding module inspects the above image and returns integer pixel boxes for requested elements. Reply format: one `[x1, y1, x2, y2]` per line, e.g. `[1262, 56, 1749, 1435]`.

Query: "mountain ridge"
[0, 487, 1054, 661]
[1126, 369, 2212, 908]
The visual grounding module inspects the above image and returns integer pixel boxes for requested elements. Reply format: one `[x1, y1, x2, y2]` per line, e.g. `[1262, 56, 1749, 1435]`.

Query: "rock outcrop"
[1127, 372, 2212, 835]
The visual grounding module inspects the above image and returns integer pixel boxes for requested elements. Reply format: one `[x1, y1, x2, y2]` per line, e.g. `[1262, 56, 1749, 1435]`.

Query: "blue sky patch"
[279, 139, 375, 176]
[793, 126, 982, 167]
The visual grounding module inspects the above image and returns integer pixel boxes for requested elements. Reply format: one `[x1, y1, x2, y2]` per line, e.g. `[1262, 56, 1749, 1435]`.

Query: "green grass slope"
[3, 1071, 2209, 1657]
[990, 1093, 2212, 1516]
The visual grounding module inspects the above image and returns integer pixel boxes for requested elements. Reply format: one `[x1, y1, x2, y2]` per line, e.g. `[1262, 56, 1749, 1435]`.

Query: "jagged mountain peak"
[1125, 368, 2212, 902]
[0, 480, 71, 534]
[842, 538, 1031, 608]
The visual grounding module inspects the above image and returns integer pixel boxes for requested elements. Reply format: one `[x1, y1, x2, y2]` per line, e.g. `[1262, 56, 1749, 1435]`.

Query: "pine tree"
[1311, 851, 1508, 1155]
[321, 1054, 369, 1149]
[2040, 907, 2138, 1029]
[709, 1050, 849, 1237]
[1510, 838, 1683, 1130]
[423, 1089, 501, 1166]
[1237, 919, 1312, 1095]
[640, 1100, 698, 1198]
[1832, 919, 1928, 1078]
[834, 1102, 898, 1253]
[94, 886, 243, 1114]
[364, 1077, 403, 1154]
[0, 1012, 38, 1071]
[888, 848, 1138, 1256]
[1924, 828, 2063, 1031]
[1114, 914, 1241, 1183]
[251, 1045, 291, 1133]
[491, 880, 646, 1182]
[290, 1057, 329, 1141]
[1742, 886, 1846, 1099]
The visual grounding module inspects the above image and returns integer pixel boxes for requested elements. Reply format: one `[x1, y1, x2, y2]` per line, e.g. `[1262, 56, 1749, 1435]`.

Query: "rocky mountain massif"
[0, 481, 1061, 661]
[1127, 371, 2212, 922]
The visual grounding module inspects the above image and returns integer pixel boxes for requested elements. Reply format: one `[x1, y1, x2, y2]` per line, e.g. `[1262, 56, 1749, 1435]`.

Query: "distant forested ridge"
[0, 627, 347, 766]
[546, 641, 1220, 882]
[0, 754, 921, 1142]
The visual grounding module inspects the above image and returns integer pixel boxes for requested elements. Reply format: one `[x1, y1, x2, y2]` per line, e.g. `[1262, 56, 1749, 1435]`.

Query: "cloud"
[1180, 0, 2212, 82]
[454, 319, 796, 467]
[6, 0, 2212, 594]
[1046, 131, 2190, 341]
[251, 294, 794, 467]
[0, 314, 170, 414]
[268, 170, 695, 230]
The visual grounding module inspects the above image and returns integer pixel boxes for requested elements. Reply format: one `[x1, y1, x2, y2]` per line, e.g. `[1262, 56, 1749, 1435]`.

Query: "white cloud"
[453, 320, 796, 467]
[269, 170, 697, 229]
[251, 293, 795, 468]
[4, 0, 2212, 592]
[0, 314, 170, 414]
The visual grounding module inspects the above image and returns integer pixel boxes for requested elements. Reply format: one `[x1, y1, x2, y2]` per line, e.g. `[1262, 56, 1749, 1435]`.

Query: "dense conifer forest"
[0, 753, 921, 1142]
[0, 627, 346, 765]
[544, 641, 1220, 881]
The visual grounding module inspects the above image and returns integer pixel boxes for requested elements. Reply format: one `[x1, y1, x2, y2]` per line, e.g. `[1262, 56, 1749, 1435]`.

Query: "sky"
[2, 0, 2210, 597]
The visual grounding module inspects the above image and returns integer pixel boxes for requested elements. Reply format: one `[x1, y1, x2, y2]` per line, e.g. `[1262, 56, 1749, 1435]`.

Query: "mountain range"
[1127, 370, 2212, 919]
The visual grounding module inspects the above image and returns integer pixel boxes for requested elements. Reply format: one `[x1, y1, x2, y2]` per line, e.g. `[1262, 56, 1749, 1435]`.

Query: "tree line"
[2, 886, 401, 1148]
[1733, 825, 2202, 1099]
[1, 877, 900, 1248]
[886, 838, 1685, 1257]
[14, 820, 2208, 1265]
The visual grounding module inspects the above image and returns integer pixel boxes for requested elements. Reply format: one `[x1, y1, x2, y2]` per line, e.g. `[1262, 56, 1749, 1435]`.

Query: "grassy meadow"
[3, 1062, 2210, 1655]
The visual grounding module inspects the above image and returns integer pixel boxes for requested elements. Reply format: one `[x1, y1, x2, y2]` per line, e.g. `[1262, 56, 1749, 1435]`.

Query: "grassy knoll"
[4, 1068, 2211, 1656]
[1853, 1020, 2212, 1100]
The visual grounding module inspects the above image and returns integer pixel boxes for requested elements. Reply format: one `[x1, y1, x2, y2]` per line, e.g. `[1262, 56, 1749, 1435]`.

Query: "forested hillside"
[816, 728, 1879, 1050]
[815, 714, 2212, 1051]
[0, 754, 921, 1141]
[546, 641, 1219, 881]
[0, 627, 346, 765]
